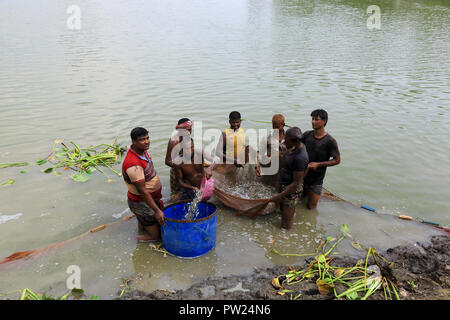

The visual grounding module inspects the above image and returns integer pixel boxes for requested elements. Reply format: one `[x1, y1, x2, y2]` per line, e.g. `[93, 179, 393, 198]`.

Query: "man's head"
[229, 111, 242, 131]
[285, 127, 302, 149]
[310, 109, 328, 129]
[130, 127, 150, 151]
[175, 118, 193, 134]
[272, 114, 285, 130]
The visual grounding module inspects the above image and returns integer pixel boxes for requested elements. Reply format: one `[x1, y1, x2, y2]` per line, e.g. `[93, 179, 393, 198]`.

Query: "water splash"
[184, 188, 204, 221]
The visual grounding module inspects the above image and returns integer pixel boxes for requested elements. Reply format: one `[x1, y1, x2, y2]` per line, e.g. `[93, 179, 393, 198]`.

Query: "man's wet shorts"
[280, 184, 303, 208]
[303, 183, 323, 196]
[127, 199, 159, 227]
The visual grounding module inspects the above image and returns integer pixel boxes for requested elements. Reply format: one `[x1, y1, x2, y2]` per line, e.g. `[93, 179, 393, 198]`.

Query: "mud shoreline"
[119, 235, 449, 300]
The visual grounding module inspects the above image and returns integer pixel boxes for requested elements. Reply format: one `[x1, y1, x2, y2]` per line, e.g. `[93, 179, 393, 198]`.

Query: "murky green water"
[0, 0, 449, 298]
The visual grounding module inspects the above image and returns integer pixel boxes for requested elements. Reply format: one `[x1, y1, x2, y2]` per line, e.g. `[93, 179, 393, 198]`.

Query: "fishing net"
[212, 164, 278, 218]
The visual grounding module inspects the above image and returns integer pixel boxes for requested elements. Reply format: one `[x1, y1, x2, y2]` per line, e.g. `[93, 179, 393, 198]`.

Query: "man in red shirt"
[122, 127, 165, 242]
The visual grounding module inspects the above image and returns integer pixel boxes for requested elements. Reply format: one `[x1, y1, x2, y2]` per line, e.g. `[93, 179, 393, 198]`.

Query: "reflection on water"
[0, 0, 449, 298]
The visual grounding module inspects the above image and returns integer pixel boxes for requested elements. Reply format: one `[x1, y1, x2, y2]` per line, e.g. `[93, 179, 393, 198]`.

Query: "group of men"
[121, 109, 340, 241]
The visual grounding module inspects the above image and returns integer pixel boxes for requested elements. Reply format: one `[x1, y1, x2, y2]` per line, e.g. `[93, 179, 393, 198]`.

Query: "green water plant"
[19, 288, 70, 300]
[40, 140, 126, 182]
[0, 162, 29, 169]
[271, 224, 401, 300]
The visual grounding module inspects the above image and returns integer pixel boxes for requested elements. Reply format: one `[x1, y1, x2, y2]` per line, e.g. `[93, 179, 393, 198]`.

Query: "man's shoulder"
[123, 149, 145, 168]
[324, 133, 338, 145]
[302, 130, 314, 139]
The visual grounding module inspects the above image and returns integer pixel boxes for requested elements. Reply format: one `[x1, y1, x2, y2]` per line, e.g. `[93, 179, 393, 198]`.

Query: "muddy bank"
[119, 235, 450, 300]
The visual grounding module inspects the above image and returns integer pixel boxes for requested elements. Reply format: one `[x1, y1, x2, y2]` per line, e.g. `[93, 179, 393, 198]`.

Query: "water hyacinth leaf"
[1, 179, 15, 186]
[352, 241, 363, 250]
[346, 290, 359, 300]
[316, 279, 334, 295]
[85, 167, 96, 175]
[341, 224, 351, 237]
[42, 167, 53, 174]
[317, 254, 327, 263]
[0, 162, 29, 169]
[36, 159, 47, 165]
[334, 268, 346, 277]
[71, 172, 90, 182]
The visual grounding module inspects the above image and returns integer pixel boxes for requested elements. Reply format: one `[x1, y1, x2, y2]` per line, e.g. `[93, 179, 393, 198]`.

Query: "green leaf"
[341, 224, 351, 237]
[85, 167, 96, 175]
[42, 167, 53, 174]
[90, 294, 99, 300]
[71, 172, 90, 182]
[346, 290, 359, 300]
[36, 159, 47, 165]
[352, 241, 363, 250]
[317, 254, 327, 263]
[60, 294, 70, 300]
[20, 170, 28, 174]
[1, 179, 15, 186]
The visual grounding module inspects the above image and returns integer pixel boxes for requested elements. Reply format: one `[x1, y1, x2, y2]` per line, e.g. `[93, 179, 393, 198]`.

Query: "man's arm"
[307, 138, 341, 171]
[201, 149, 218, 179]
[307, 155, 341, 170]
[176, 166, 199, 192]
[133, 180, 165, 226]
[165, 139, 179, 168]
[269, 170, 304, 202]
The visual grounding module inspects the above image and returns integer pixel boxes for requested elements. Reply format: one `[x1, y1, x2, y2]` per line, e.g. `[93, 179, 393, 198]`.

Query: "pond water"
[0, 0, 449, 298]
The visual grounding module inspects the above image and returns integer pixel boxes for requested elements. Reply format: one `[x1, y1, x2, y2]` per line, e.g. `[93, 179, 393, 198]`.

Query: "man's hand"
[255, 166, 262, 177]
[155, 209, 165, 226]
[204, 167, 212, 179]
[308, 162, 320, 170]
[269, 194, 281, 203]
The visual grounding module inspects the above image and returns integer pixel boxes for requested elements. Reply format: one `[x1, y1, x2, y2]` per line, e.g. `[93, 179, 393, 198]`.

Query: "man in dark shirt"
[269, 127, 309, 229]
[301, 109, 341, 210]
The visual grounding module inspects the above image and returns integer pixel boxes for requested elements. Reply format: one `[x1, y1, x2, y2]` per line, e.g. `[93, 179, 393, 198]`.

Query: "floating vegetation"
[0, 162, 28, 169]
[39, 140, 127, 182]
[271, 224, 401, 300]
[149, 243, 169, 257]
[1, 179, 15, 186]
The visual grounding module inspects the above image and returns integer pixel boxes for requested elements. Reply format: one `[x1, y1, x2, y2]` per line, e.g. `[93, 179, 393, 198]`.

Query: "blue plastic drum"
[161, 202, 217, 258]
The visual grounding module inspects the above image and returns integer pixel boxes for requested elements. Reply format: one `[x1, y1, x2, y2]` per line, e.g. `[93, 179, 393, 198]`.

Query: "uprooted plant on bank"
[271, 224, 403, 300]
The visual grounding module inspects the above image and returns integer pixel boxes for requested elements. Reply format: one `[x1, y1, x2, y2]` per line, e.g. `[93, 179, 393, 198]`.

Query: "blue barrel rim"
[163, 200, 217, 224]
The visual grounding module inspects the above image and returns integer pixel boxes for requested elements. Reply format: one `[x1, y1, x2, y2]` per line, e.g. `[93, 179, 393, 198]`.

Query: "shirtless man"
[176, 137, 214, 200]
[255, 114, 287, 179]
[165, 118, 192, 194]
